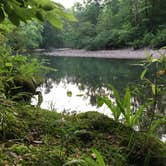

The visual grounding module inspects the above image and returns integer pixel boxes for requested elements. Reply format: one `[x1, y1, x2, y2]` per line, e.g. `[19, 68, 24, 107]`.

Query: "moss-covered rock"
[6, 76, 42, 101]
[0, 106, 165, 166]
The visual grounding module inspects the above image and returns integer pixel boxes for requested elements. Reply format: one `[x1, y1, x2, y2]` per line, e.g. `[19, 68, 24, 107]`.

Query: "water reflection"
[32, 78, 114, 116]
[41, 56, 143, 92]
[31, 55, 166, 141]
[32, 56, 143, 115]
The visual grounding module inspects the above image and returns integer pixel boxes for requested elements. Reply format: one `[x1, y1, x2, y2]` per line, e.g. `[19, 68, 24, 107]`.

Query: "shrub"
[0, 46, 45, 100]
[150, 29, 166, 48]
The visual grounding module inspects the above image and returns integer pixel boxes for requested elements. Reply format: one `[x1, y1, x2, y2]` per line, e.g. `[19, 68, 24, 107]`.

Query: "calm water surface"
[32, 56, 143, 116]
[31, 55, 166, 142]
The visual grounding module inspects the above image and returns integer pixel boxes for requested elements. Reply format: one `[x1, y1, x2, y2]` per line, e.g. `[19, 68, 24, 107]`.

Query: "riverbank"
[42, 48, 165, 59]
[0, 104, 166, 165]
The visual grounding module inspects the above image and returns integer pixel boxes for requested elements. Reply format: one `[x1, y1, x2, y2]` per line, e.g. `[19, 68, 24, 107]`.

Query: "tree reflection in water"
[32, 56, 143, 115]
[31, 55, 166, 141]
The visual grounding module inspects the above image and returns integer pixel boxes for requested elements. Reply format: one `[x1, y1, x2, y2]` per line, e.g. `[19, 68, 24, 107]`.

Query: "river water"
[32, 56, 143, 114]
[31, 55, 166, 142]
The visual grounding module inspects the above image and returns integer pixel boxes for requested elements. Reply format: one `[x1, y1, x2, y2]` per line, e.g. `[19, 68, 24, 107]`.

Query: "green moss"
[0, 106, 165, 165]
[10, 144, 30, 155]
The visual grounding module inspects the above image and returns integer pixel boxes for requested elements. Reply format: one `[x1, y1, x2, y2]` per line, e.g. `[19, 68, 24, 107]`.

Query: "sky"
[55, 0, 81, 8]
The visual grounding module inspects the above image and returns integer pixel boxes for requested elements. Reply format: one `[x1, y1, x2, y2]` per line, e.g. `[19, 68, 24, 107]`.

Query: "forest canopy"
[61, 0, 166, 50]
[1, 0, 166, 50]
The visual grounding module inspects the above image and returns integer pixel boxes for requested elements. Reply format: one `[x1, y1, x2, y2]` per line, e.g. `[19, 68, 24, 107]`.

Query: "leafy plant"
[148, 116, 166, 136]
[117, 88, 145, 128]
[139, 48, 166, 119]
[98, 85, 145, 128]
[8, 21, 44, 51]
[0, 46, 48, 100]
[97, 85, 122, 122]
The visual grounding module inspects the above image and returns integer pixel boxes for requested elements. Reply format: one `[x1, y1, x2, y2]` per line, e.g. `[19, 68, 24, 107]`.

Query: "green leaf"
[108, 84, 120, 101]
[151, 84, 156, 95]
[12, 3, 35, 21]
[131, 105, 144, 126]
[46, 12, 63, 29]
[92, 149, 106, 166]
[5, 63, 13, 67]
[97, 96, 104, 107]
[67, 91, 72, 97]
[0, 8, 5, 23]
[145, 50, 153, 62]
[140, 69, 147, 80]
[123, 88, 131, 117]
[4, 4, 20, 26]
[148, 117, 166, 135]
[84, 157, 98, 166]
[36, 10, 45, 22]
[152, 59, 159, 63]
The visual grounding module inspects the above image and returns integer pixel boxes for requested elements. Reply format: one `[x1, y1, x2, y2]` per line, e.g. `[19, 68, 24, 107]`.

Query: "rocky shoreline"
[42, 48, 165, 59]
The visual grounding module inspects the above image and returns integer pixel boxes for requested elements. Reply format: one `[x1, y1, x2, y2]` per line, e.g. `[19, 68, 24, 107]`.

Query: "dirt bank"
[44, 48, 165, 59]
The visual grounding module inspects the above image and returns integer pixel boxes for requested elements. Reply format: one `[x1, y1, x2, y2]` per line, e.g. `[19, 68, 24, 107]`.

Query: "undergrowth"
[0, 104, 165, 165]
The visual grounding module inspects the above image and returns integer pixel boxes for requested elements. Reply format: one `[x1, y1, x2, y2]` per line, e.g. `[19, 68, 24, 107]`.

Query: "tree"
[0, 0, 76, 28]
[8, 21, 43, 50]
[63, 0, 166, 50]
[41, 21, 64, 49]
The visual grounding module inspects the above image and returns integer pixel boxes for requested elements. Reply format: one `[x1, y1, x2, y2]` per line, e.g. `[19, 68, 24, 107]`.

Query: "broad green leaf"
[12, 3, 35, 21]
[4, 4, 20, 26]
[152, 59, 159, 63]
[123, 88, 131, 117]
[31, 0, 54, 7]
[116, 100, 125, 116]
[104, 98, 120, 120]
[46, 12, 63, 29]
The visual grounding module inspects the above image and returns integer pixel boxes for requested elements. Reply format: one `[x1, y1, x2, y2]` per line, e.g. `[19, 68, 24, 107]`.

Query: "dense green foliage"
[0, 46, 45, 101]
[8, 21, 43, 51]
[41, 21, 64, 49]
[61, 0, 166, 50]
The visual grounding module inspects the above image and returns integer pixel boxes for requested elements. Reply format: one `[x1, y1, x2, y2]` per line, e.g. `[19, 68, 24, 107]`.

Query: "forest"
[1, 0, 166, 51]
[0, 0, 166, 165]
